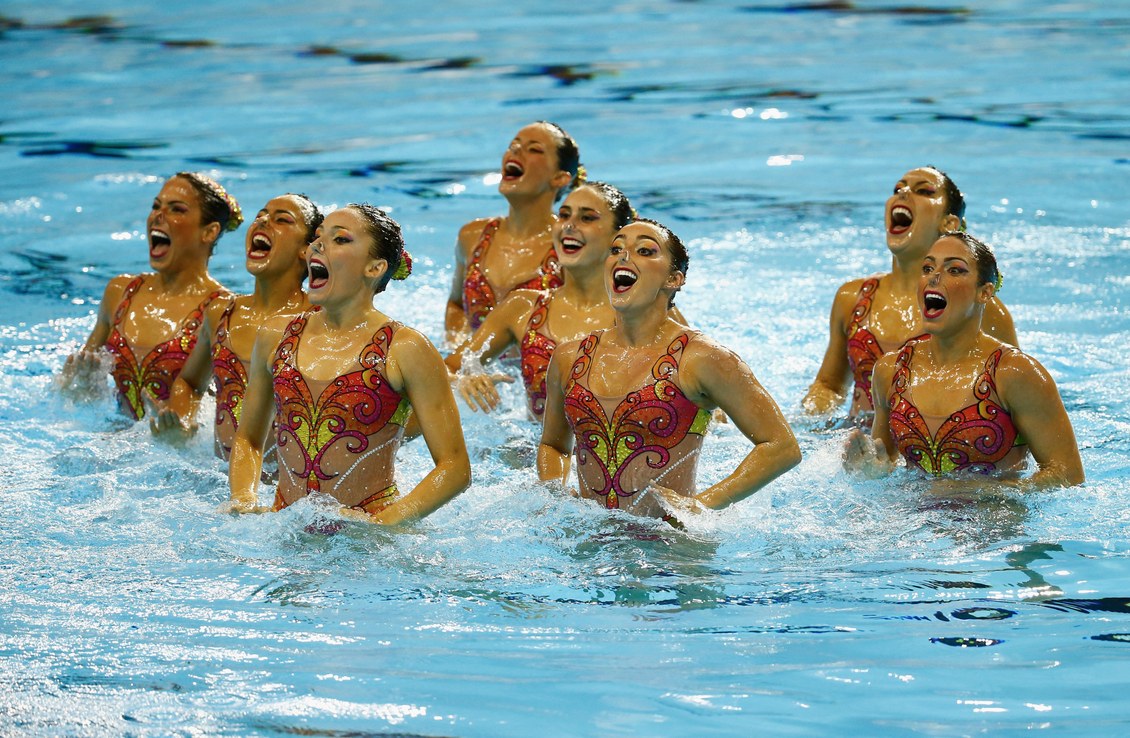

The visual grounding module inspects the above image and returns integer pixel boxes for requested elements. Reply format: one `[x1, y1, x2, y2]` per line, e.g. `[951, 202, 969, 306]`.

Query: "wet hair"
[535, 120, 580, 200]
[924, 165, 966, 223]
[576, 180, 634, 230]
[174, 172, 243, 246]
[940, 230, 1001, 292]
[632, 217, 689, 308]
[348, 203, 406, 294]
[286, 192, 323, 242]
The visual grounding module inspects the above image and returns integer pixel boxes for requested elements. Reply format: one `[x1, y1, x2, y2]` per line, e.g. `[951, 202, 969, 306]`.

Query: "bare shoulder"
[456, 217, 496, 254]
[682, 331, 744, 369]
[995, 345, 1052, 384]
[390, 323, 443, 360]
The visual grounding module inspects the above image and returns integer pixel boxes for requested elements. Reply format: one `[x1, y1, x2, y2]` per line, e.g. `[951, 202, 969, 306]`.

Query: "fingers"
[456, 375, 502, 413]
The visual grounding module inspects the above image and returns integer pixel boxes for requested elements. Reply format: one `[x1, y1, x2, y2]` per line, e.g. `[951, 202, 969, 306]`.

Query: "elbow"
[782, 437, 803, 472]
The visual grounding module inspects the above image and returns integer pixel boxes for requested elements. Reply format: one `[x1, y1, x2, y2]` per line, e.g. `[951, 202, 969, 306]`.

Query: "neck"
[925, 316, 984, 363]
[154, 262, 211, 294]
[559, 260, 608, 306]
[317, 291, 375, 331]
[504, 194, 556, 237]
[251, 271, 306, 312]
[613, 301, 671, 348]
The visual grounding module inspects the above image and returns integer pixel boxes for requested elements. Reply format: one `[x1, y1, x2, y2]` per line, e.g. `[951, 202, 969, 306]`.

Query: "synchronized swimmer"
[56, 125, 1086, 526]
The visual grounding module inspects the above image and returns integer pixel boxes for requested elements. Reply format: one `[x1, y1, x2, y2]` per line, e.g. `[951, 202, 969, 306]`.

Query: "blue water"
[2, 1, 1130, 735]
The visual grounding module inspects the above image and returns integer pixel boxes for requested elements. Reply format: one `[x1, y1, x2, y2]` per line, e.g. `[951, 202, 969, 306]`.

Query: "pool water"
[2, 1, 1130, 735]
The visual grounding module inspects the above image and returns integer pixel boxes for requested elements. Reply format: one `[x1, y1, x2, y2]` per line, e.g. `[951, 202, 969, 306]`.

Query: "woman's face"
[885, 167, 956, 257]
[498, 122, 568, 198]
[145, 176, 214, 272]
[245, 195, 311, 279]
[553, 186, 618, 270]
[305, 207, 375, 304]
[919, 235, 991, 333]
[605, 222, 681, 311]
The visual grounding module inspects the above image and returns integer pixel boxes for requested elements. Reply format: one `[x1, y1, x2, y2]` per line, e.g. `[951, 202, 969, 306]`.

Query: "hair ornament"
[630, 207, 639, 221]
[392, 250, 413, 281]
[574, 164, 587, 187]
[994, 271, 1004, 293]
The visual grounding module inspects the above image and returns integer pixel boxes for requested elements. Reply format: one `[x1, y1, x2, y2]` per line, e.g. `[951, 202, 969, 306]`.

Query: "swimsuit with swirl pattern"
[462, 218, 563, 332]
[105, 274, 227, 421]
[209, 297, 249, 461]
[887, 339, 1028, 475]
[271, 312, 411, 514]
[846, 276, 927, 415]
[563, 331, 712, 512]
[519, 289, 557, 419]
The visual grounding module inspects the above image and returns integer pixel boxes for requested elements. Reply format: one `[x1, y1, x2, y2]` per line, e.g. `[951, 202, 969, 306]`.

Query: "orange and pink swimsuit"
[209, 298, 248, 460]
[563, 331, 712, 513]
[462, 218, 562, 332]
[105, 274, 227, 421]
[846, 276, 925, 415]
[270, 312, 411, 515]
[519, 290, 557, 419]
[887, 339, 1028, 475]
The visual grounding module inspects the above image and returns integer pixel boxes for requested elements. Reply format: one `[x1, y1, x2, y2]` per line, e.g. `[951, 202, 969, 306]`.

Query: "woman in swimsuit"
[149, 194, 321, 461]
[537, 219, 801, 521]
[803, 166, 1018, 422]
[843, 232, 1084, 488]
[446, 181, 632, 420]
[444, 121, 580, 345]
[229, 204, 470, 524]
[58, 172, 242, 420]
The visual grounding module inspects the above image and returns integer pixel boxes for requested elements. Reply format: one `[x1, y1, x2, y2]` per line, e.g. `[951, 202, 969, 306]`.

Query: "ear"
[977, 281, 995, 304]
[550, 169, 573, 191]
[365, 257, 389, 284]
[941, 213, 962, 233]
[201, 221, 222, 249]
[665, 270, 686, 292]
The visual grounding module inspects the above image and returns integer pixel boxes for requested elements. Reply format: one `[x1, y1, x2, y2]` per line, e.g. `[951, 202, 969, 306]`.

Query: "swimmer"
[446, 181, 633, 420]
[149, 194, 321, 460]
[229, 204, 470, 524]
[538, 219, 801, 522]
[804, 167, 1017, 422]
[843, 232, 1084, 488]
[58, 172, 241, 420]
[445, 121, 581, 345]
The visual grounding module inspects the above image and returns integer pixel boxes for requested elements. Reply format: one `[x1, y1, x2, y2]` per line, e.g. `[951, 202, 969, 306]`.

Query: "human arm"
[445, 220, 485, 345]
[226, 324, 280, 512]
[842, 354, 899, 477]
[444, 290, 533, 412]
[536, 348, 575, 486]
[802, 281, 858, 414]
[56, 275, 128, 399]
[998, 352, 1084, 488]
[149, 301, 225, 441]
[373, 329, 471, 525]
[983, 296, 1019, 348]
[681, 340, 801, 509]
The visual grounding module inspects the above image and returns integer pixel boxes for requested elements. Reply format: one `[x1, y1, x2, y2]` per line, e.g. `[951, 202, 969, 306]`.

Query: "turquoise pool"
[2, 1, 1129, 735]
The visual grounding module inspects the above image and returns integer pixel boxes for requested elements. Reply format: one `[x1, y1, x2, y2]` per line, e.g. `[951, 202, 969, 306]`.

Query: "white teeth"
[891, 205, 913, 227]
[252, 234, 271, 249]
[504, 162, 523, 176]
[612, 268, 638, 287]
[561, 237, 583, 249]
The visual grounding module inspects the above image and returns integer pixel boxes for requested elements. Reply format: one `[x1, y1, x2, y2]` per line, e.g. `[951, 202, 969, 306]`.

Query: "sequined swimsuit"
[519, 290, 556, 419]
[563, 331, 712, 514]
[846, 276, 926, 414]
[271, 312, 411, 514]
[210, 298, 249, 461]
[887, 339, 1028, 475]
[105, 274, 227, 421]
[462, 218, 563, 332]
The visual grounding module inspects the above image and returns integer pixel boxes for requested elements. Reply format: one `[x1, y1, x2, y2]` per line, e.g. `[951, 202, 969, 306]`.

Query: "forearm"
[697, 436, 801, 509]
[166, 376, 203, 423]
[228, 435, 265, 507]
[370, 457, 470, 525]
[537, 443, 571, 485]
[802, 378, 846, 414]
[445, 300, 469, 344]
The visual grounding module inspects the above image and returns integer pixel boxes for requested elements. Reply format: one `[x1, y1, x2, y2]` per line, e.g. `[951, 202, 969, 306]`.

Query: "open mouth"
[611, 267, 638, 293]
[308, 260, 329, 289]
[559, 235, 583, 255]
[889, 205, 914, 235]
[923, 290, 947, 319]
[502, 160, 524, 180]
[149, 229, 171, 258]
[248, 233, 272, 260]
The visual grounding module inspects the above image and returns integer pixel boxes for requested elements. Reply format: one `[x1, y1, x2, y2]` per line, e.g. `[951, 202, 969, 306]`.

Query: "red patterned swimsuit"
[209, 298, 248, 461]
[846, 276, 926, 416]
[105, 274, 227, 420]
[519, 290, 557, 419]
[462, 218, 562, 332]
[270, 312, 411, 514]
[887, 339, 1028, 476]
[563, 331, 712, 515]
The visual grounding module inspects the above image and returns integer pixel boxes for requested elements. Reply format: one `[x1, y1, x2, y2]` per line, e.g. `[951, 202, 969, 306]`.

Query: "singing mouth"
[889, 205, 913, 235]
[611, 267, 638, 293]
[923, 289, 947, 319]
[149, 229, 171, 257]
[560, 235, 584, 254]
[249, 232, 272, 259]
[308, 260, 329, 288]
[502, 160, 524, 180]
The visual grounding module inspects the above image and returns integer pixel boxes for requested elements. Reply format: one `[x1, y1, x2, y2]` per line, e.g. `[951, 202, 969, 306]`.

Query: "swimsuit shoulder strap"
[110, 274, 148, 328]
[974, 345, 1009, 402]
[651, 331, 695, 382]
[567, 330, 603, 388]
[848, 276, 881, 333]
[272, 310, 316, 372]
[890, 338, 918, 396]
[469, 218, 502, 265]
